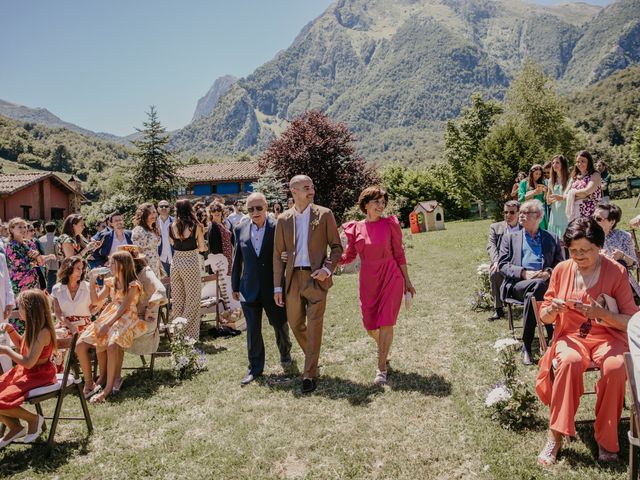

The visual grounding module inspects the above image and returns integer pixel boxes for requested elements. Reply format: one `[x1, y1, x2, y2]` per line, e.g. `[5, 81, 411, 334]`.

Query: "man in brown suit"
[273, 175, 343, 393]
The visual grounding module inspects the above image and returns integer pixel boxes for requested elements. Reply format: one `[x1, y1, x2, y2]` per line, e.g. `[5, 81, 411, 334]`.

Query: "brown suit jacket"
[273, 204, 343, 293]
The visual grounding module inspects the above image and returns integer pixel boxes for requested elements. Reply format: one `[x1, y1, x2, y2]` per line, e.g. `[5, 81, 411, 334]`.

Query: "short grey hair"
[521, 199, 544, 216]
[245, 192, 267, 205]
[504, 200, 520, 210]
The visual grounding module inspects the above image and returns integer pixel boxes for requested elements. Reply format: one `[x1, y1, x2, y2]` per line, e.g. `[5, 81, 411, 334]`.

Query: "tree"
[476, 122, 543, 219]
[633, 123, 640, 169]
[130, 106, 180, 202]
[444, 94, 502, 204]
[251, 168, 287, 205]
[259, 110, 378, 222]
[505, 60, 578, 156]
[50, 144, 73, 173]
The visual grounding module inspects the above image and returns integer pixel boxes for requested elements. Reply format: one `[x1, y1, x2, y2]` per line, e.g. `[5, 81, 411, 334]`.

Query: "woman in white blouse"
[51, 256, 98, 375]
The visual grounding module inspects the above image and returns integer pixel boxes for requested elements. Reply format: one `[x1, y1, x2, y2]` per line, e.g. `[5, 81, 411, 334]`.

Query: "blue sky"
[0, 0, 613, 136]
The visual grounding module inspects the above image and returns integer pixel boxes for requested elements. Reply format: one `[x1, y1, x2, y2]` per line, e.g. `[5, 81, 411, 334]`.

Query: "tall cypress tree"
[131, 106, 180, 202]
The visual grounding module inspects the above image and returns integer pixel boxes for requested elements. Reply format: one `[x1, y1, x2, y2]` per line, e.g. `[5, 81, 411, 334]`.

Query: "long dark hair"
[549, 155, 570, 192]
[174, 199, 198, 238]
[57, 256, 87, 285]
[134, 202, 159, 235]
[526, 164, 544, 191]
[572, 150, 596, 179]
[61, 214, 88, 248]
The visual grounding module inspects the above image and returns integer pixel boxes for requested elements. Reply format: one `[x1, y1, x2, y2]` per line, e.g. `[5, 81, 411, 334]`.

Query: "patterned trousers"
[170, 250, 202, 341]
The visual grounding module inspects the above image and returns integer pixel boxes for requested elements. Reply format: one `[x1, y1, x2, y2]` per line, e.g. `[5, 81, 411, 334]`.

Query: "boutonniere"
[311, 218, 320, 230]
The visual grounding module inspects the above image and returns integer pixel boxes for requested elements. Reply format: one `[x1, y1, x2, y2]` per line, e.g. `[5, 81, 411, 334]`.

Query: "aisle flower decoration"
[469, 262, 494, 311]
[169, 317, 207, 379]
[485, 337, 538, 430]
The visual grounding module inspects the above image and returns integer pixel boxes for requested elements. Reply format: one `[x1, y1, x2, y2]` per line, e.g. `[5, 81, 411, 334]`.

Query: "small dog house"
[410, 201, 445, 233]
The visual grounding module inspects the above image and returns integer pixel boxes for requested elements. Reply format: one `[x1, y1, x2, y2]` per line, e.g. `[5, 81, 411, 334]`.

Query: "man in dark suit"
[487, 200, 521, 321]
[498, 199, 564, 365]
[232, 193, 292, 385]
[90, 211, 133, 268]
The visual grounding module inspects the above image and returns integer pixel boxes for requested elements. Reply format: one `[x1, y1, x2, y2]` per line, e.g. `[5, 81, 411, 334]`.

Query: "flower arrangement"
[169, 317, 207, 379]
[485, 338, 539, 430]
[469, 262, 494, 311]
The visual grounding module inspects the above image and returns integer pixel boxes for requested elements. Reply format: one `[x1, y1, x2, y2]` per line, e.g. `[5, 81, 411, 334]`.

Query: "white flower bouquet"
[169, 317, 207, 379]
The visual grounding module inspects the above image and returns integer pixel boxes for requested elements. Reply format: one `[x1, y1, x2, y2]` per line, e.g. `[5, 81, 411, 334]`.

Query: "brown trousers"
[285, 269, 327, 379]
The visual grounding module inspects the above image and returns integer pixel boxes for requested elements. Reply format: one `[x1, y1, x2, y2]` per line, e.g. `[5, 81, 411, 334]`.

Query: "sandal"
[83, 384, 102, 399]
[374, 369, 388, 386]
[598, 444, 618, 462]
[89, 391, 108, 404]
[537, 439, 562, 466]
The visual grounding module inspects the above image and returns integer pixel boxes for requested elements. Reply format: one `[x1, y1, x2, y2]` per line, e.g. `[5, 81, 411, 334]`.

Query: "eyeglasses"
[503, 210, 517, 215]
[247, 206, 264, 213]
[568, 247, 597, 256]
[519, 211, 539, 216]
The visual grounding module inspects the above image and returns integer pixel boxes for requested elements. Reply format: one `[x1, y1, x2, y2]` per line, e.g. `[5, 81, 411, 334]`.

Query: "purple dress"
[571, 174, 601, 219]
[340, 216, 406, 330]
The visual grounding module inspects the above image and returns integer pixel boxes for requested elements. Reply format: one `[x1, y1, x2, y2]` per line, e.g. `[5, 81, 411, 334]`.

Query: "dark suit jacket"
[232, 217, 276, 303]
[498, 228, 564, 300]
[487, 221, 522, 264]
[91, 229, 133, 267]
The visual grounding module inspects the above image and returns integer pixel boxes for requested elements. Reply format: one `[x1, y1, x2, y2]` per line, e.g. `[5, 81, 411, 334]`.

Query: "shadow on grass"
[0, 436, 91, 476]
[198, 343, 229, 355]
[111, 368, 182, 402]
[388, 370, 452, 397]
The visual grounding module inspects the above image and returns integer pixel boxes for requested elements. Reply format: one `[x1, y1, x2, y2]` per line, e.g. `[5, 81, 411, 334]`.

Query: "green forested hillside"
[0, 114, 131, 199]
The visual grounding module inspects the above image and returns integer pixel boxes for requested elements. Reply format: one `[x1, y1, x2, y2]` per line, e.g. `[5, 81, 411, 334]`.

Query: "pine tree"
[251, 168, 286, 205]
[130, 106, 180, 202]
[50, 144, 73, 173]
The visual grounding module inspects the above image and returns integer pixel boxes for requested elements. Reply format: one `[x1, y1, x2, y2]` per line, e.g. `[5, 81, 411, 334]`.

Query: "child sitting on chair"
[76, 251, 145, 403]
[0, 289, 57, 447]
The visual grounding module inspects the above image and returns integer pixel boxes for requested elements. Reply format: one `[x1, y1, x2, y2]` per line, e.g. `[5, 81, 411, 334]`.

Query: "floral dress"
[5, 240, 40, 335]
[603, 228, 640, 297]
[78, 278, 146, 350]
[570, 174, 601, 219]
[132, 226, 163, 278]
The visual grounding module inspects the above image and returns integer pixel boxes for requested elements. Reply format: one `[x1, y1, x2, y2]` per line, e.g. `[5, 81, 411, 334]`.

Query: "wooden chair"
[0, 333, 93, 448]
[625, 352, 640, 480]
[504, 297, 524, 337]
[631, 230, 640, 283]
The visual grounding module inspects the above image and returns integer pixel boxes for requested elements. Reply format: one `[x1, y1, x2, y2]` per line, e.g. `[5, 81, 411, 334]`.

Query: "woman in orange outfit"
[536, 217, 638, 465]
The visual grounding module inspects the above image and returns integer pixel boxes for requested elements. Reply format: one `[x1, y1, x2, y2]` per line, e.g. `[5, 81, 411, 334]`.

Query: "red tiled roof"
[0, 171, 84, 198]
[178, 161, 261, 183]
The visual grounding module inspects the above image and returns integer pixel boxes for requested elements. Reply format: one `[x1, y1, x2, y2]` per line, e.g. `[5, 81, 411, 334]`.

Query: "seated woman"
[76, 251, 146, 402]
[0, 289, 57, 446]
[594, 202, 640, 297]
[536, 218, 638, 464]
[51, 256, 98, 370]
[118, 245, 167, 357]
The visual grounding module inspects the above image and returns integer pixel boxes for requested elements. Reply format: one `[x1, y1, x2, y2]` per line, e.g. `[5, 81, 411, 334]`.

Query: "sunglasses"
[158, 205, 170, 209]
[247, 206, 264, 213]
[503, 210, 517, 215]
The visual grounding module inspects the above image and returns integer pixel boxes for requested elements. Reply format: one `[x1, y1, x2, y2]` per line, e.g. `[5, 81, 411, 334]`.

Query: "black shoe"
[301, 378, 317, 394]
[240, 372, 260, 386]
[521, 347, 534, 366]
[487, 309, 504, 322]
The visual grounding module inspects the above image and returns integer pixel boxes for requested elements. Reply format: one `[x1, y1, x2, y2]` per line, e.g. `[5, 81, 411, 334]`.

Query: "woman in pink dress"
[340, 187, 416, 385]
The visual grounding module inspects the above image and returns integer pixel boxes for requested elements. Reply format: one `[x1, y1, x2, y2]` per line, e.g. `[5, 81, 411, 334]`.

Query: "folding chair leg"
[140, 355, 147, 366]
[77, 384, 93, 433]
[149, 354, 155, 377]
[46, 394, 66, 447]
[507, 303, 515, 337]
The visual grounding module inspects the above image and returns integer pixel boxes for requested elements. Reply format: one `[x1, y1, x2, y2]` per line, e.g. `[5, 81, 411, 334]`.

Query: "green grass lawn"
[2, 198, 640, 479]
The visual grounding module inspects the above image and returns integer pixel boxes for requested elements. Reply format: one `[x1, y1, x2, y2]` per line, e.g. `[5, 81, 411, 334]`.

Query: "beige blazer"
[273, 204, 343, 293]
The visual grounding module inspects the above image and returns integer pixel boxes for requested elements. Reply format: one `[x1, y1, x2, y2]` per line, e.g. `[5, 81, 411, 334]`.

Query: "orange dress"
[536, 256, 638, 452]
[0, 339, 56, 409]
[79, 278, 145, 350]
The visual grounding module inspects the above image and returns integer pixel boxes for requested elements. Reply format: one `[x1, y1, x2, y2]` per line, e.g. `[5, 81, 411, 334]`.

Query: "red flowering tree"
[258, 110, 379, 222]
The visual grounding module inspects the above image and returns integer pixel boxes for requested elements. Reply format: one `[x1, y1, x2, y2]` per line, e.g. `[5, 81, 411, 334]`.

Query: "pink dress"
[340, 216, 406, 330]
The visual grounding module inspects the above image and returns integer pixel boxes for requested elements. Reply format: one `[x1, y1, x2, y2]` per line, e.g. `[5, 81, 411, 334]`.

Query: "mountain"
[0, 99, 128, 144]
[169, 0, 640, 162]
[191, 75, 238, 122]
